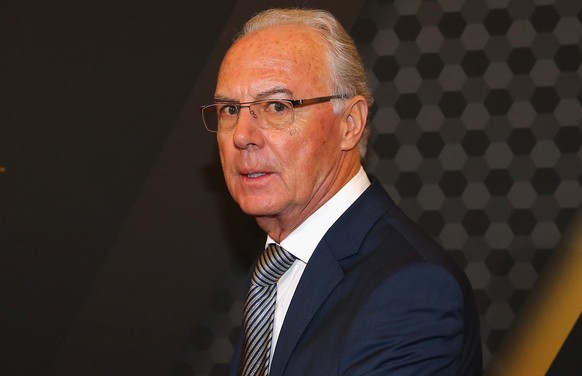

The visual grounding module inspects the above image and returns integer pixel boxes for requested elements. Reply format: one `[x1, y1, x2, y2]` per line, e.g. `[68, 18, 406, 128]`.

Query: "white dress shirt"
[265, 166, 371, 365]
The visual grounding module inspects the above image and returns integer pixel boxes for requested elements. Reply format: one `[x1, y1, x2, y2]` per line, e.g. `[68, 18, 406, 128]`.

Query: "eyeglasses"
[200, 94, 348, 133]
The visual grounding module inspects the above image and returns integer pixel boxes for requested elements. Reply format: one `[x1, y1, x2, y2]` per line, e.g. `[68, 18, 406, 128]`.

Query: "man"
[201, 8, 482, 375]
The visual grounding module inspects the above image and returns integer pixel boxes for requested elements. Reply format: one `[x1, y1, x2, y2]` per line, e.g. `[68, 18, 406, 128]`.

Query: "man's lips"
[245, 172, 268, 178]
[239, 166, 274, 179]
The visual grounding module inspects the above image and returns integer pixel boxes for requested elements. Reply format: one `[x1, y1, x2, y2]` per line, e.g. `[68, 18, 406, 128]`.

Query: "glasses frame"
[200, 94, 349, 133]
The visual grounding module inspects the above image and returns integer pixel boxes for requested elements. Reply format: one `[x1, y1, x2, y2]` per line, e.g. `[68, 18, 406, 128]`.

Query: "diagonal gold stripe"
[487, 209, 582, 375]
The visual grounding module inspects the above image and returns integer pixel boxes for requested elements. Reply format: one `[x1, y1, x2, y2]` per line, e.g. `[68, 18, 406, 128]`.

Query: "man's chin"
[239, 206, 278, 218]
[236, 200, 281, 219]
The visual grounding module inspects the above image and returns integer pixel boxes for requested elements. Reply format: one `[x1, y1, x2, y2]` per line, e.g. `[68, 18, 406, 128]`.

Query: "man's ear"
[340, 96, 368, 151]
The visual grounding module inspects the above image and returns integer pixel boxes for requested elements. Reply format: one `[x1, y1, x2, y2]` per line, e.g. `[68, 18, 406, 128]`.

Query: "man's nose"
[232, 105, 264, 149]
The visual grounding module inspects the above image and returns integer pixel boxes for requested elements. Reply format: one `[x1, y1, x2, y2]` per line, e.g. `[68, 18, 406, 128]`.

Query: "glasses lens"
[207, 104, 241, 133]
[203, 104, 240, 133]
[252, 100, 294, 129]
[202, 100, 295, 133]
[201, 105, 219, 132]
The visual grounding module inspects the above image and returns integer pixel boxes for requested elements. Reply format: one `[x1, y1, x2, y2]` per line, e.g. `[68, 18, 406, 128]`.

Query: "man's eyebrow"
[213, 95, 237, 103]
[255, 87, 293, 99]
[213, 87, 294, 103]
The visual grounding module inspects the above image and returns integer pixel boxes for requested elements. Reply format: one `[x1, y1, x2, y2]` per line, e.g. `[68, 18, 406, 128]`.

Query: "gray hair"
[235, 8, 374, 158]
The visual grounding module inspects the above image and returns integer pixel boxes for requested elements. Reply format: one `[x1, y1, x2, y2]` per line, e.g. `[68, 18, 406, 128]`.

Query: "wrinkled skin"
[215, 24, 368, 242]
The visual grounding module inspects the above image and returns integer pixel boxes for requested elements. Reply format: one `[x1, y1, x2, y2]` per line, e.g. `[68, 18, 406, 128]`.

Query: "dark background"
[1, 1, 581, 375]
[0, 1, 366, 375]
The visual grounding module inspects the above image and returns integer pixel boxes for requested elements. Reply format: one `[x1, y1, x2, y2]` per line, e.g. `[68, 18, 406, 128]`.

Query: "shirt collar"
[266, 166, 370, 263]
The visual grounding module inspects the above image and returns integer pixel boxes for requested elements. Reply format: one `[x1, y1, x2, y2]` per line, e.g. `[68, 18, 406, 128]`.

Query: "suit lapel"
[269, 240, 344, 376]
[269, 178, 395, 375]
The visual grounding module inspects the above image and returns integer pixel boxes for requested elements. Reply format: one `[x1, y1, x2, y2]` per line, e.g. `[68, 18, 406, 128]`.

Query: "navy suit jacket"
[230, 178, 482, 375]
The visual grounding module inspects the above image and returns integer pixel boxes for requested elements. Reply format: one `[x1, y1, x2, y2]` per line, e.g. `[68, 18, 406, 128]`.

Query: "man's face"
[215, 25, 355, 233]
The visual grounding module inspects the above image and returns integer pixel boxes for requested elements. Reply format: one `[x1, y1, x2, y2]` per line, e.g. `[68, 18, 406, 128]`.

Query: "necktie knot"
[251, 243, 296, 287]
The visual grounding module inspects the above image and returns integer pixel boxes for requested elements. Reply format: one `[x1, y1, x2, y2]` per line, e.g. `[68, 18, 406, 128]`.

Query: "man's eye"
[219, 105, 239, 116]
[267, 101, 292, 113]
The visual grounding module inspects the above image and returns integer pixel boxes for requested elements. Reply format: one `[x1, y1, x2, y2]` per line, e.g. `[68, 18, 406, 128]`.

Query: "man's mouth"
[245, 172, 267, 178]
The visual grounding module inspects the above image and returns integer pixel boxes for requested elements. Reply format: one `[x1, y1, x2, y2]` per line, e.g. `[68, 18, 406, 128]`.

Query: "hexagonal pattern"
[178, 1, 582, 373]
[360, 0, 582, 368]
[174, 261, 248, 375]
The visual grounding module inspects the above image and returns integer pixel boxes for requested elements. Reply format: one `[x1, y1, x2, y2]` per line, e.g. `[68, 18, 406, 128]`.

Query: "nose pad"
[237, 105, 259, 126]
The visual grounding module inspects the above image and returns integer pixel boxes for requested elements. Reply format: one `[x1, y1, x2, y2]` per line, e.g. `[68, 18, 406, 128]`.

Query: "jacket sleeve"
[339, 263, 471, 376]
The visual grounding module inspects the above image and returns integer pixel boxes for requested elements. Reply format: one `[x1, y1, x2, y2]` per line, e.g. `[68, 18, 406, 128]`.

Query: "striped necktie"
[239, 243, 296, 376]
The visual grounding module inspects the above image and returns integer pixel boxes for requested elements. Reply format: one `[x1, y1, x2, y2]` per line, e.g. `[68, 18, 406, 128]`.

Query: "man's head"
[235, 9, 374, 157]
[211, 8, 373, 240]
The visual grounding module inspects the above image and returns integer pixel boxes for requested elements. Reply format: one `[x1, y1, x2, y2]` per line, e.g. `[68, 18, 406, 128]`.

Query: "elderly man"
[201, 8, 482, 376]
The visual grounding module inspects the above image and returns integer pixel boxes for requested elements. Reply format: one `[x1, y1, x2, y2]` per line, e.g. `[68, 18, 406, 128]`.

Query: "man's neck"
[256, 163, 363, 243]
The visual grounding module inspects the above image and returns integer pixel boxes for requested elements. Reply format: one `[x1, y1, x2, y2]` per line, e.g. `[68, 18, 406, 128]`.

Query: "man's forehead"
[216, 24, 330, 99]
